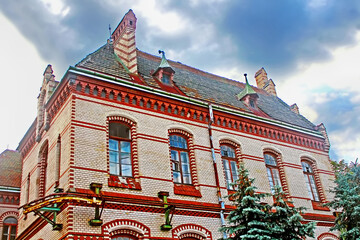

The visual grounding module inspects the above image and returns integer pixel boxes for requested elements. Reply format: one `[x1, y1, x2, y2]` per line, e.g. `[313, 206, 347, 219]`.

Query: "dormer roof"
[153, 50, 175, 76]
[236, 74, 258, 101]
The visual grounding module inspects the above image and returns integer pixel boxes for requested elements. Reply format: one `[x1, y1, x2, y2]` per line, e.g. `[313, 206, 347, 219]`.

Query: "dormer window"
[237, 73, 259, 109]
[152, 50, 175, 86]
[162, 73, 170, 85]
[249, 99, 255, 108]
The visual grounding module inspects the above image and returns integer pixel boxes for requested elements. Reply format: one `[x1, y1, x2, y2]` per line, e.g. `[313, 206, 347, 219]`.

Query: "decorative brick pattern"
[317, 232, 339, 240]
[172, 224, 212, 240]
[102, 219, 150, 240]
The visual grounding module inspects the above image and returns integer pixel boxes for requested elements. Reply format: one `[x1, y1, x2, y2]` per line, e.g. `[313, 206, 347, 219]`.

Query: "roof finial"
[158, 50, 165, 59]
[244, 73, 249, 85]
[108, 24, 112, 41]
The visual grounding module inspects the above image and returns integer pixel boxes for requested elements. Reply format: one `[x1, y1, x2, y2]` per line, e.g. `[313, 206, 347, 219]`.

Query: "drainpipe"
[208, 104, 227, 239]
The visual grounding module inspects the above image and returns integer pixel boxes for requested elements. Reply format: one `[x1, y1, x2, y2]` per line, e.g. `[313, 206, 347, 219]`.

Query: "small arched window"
[109, 122, 132, 177]
[2, 217, 17, 240]
[111, 236, 137, 240]
[302, 161, 320, 201]
[221, 145, 238, 190]
[38, 143, 48, 198]
[170, 135, 191, 184]
[264, 153, 282, 192]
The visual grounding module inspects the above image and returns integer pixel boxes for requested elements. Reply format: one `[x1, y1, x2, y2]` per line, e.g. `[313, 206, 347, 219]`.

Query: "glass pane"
[180, 152, 189, 163]
[264, 154, 276, 166]
[230, 161, 239, 180]
[4, 217, 17, 224]
[173, 171, 181, 183]
[304, 175, 313, 200]
[221, 145, 235, 158]
[120, 153, 131, 164]
[223, 160, 230, 170]
[182, 163, 190, 174]
[173, 162, 180, 171]
[266, 167, 274, 189]
[170, 135, 187, 149]
[109, 122, 130, 138]
[302, 161, 313, 173]
[272, 169, 282, 187]
[171, 150, 179, 162]
[121, 164, 132, 177]
[109, 139, 118, 151]
[109, 162, 119, 175]
[183, 174, 191, 184]
[309, 175, 320, 201]
[10, 226, 16, 234]
[121, 141, 131, 153]
[109, 151, 119, 163]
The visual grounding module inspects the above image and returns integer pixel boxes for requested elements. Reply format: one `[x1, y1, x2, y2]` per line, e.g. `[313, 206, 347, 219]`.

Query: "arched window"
[170, 134, 191, 184]
[221, 145, 238, 190]
[302, 161, 320, 201]
[2, 217, 17, 240]
[264, 153, 282, 192]
[109, 122, 132, 177]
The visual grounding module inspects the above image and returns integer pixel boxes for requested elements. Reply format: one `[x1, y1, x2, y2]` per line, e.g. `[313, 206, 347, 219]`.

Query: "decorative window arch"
[301, 157, 328, 210]
[102, 219, 150, 240]
[317, 232, 339, 240]
[168, 129, 201, 197]
[38, 141, 49, 198]
[107, 116, 141, 190]
[219, 140, 242, 191]
[263, 149, 290, 197]
[172, 224, 212, 240]
[1, 216, 17, 240]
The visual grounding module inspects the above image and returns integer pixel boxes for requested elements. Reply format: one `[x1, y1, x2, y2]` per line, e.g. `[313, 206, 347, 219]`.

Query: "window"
[221, 145, 238, 190]
[38, 143, 48, 198]
[161, 73, 170, 85]
[302, 161, 320, 201]
[109, 122, 132, 177]
[264, 153, 282, 192]
[170, 135, 191, 184]
[2, 217, 17, 240]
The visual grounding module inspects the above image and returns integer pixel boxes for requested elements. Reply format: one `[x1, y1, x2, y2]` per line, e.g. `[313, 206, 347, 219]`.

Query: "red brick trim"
[317, 232, 339, 240]
[38, 141, 49, 198]
[102, 219, 151, 240]
[106, 116, 141, 190]
[263, 148, 291, 198]
[301, 157, 327, 204]
[0, 211, 18, 226]
[172, 224, 212, 240]
[168, 129, 201, 197]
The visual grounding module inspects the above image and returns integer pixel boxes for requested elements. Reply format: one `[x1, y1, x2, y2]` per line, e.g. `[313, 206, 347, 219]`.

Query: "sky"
[0, 0, 359, 162]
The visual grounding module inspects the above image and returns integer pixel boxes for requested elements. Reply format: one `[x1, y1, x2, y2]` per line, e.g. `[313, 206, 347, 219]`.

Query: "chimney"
[316, 123, 330, 152]
[112, 9, 138, 74]
[254, 68, 277, 96]
[255, 67, 268, 89]
[290, 103, 299, 114]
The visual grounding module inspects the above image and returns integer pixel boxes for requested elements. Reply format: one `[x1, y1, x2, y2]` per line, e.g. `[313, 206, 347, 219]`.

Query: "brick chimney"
[255, 67, 268, 89]
[112, 9, 138, 74]
[254, 67, 277, 96]
[290, 103, 299, 114]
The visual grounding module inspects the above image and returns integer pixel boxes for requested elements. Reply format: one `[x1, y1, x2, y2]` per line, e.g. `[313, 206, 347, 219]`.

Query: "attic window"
[249, 99, 255, 108]
[130, 20, 133, 25]
[162, 73, 171, 85]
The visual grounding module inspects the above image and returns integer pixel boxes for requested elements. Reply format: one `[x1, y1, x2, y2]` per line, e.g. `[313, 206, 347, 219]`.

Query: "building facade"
[16, 10, 338, 240]
[0, 149, 21, 240]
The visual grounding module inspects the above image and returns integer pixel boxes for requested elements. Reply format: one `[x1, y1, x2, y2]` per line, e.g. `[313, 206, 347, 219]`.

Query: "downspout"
[208, 104, 227, 238]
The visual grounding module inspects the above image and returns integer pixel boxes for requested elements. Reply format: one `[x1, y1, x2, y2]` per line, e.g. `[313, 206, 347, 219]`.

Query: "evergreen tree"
[219, 163, 273, 240]
[325, 159, 360, 240]
[269, 186, 316, 239]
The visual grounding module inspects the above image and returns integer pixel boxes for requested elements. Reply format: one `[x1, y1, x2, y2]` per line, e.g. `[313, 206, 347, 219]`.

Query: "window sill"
[174, 184, 202, 197]
[108, 175, 141, 190]
[312, 201, 330, 211]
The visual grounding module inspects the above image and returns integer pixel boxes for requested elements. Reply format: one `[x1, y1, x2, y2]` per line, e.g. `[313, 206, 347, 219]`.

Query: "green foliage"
[219, 163, 273, 239]
[269, 186, 315, 239]
[326, 159, 360, 240]
[219, 164, 315, 240]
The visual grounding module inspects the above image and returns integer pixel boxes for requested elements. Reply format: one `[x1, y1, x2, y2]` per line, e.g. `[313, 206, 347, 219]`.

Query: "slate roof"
[75, 43, 316, 131]
[0, 149, 21, 188]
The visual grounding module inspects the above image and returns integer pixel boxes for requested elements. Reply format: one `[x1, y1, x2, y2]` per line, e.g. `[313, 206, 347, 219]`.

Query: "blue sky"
[0, 0, 359, 162]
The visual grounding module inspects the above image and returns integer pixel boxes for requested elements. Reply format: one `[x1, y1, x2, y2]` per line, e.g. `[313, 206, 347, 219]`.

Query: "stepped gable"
[0, 149, 21, 188]
[76, 42, 131, 81]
